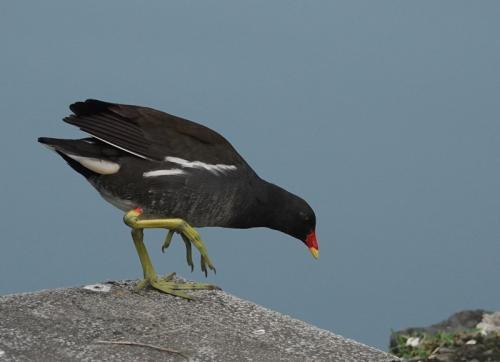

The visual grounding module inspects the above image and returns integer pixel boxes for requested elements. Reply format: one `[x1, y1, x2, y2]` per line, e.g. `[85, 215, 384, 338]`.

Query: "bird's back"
[39, 99, 260, 227]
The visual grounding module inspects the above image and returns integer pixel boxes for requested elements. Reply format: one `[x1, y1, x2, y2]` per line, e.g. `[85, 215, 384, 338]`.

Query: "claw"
[200, 256, 207, 277]
[200, 254, 216, 276]
[181, 235, 194, 272]
[162, 230, 175, 253]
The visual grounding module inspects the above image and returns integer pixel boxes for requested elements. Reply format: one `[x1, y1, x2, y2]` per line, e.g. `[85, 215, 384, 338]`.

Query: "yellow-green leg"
[125, 209, 218, 299]
[124, 209, 216, 276]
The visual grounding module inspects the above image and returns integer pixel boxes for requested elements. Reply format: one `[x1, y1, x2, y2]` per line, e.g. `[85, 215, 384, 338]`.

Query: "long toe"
[162, 230, 175, 253]
[171, 282, 221, 290]
[181, 235, 195, 272]
[148, 277, 220, 299]
[150, 279, 195, 300]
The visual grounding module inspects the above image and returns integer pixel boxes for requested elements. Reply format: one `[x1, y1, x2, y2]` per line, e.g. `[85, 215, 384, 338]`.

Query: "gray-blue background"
[1, 1, 499, 350]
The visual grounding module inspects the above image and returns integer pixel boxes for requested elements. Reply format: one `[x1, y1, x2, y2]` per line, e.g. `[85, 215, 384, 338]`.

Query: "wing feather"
[63, 99, 249, 167]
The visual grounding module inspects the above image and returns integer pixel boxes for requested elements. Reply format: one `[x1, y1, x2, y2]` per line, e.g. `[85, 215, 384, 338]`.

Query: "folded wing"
[64, 99, 248, 167]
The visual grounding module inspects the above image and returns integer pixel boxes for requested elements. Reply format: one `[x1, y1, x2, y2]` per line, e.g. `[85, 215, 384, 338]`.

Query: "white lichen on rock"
[83, 284, 111, 293]
[405, 337, 420, 347]
[477, 312, 500, 334]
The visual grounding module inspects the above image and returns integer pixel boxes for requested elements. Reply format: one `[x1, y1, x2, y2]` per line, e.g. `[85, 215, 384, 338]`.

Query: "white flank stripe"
[143, 169, 185, 177]
[67, 154, 120, 175]
[165, 156, 237, 175]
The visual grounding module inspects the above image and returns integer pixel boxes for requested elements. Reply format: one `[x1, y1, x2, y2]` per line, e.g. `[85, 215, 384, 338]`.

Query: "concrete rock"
[0, 279, 398, 361]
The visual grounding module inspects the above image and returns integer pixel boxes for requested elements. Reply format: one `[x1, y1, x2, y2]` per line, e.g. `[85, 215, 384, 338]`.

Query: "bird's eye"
[299, 211, 310, 221]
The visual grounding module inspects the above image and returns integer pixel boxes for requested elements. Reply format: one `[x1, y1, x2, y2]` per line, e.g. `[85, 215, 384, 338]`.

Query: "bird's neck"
[229, 178, 297, 233]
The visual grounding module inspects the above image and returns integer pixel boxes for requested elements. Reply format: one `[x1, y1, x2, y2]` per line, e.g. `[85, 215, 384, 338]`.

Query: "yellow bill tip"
[309, 247, 319, 259]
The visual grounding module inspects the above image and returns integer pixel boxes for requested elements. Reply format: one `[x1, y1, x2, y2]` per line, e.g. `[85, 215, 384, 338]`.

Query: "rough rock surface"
[0, 279, 398, 361]
[390, 309, 490, 347]
[477, 312, 500, 334]
[390, 310, 500, 362]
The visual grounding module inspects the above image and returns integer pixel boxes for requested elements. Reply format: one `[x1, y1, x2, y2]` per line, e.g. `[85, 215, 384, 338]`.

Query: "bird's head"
[260, 181, 319, 259]
[287, 204, 319, 259]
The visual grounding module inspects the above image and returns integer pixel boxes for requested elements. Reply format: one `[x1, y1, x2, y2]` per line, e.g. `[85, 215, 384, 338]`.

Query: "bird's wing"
[63, 99, 249, 167]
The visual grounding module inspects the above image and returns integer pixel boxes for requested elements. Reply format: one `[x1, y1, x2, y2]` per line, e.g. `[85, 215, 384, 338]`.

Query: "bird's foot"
[135, 272, 220, 300]
[124, 209, 217, 276]
[182, 225, 216, 277]
[162, 224, 216, 277]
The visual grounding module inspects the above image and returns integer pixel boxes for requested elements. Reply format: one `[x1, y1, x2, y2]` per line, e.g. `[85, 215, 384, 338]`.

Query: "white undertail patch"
[66, 154, 120, 175]
[165, 156, 237, 175]
[143, 169, 186, 177]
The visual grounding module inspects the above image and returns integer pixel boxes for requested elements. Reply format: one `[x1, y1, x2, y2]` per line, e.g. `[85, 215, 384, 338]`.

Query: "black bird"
[39, 99, 318, 299]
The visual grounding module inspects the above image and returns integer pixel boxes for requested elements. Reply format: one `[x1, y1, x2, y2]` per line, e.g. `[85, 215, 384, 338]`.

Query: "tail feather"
[38, 137, 121, 177]
[69, 99, 115, 117]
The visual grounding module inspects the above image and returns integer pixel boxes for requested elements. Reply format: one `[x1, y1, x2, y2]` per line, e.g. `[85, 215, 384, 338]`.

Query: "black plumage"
[39, 99, 318, 252]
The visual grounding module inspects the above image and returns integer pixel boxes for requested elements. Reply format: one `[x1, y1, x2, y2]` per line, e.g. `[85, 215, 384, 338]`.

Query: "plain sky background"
[1, 1, 499, 350]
